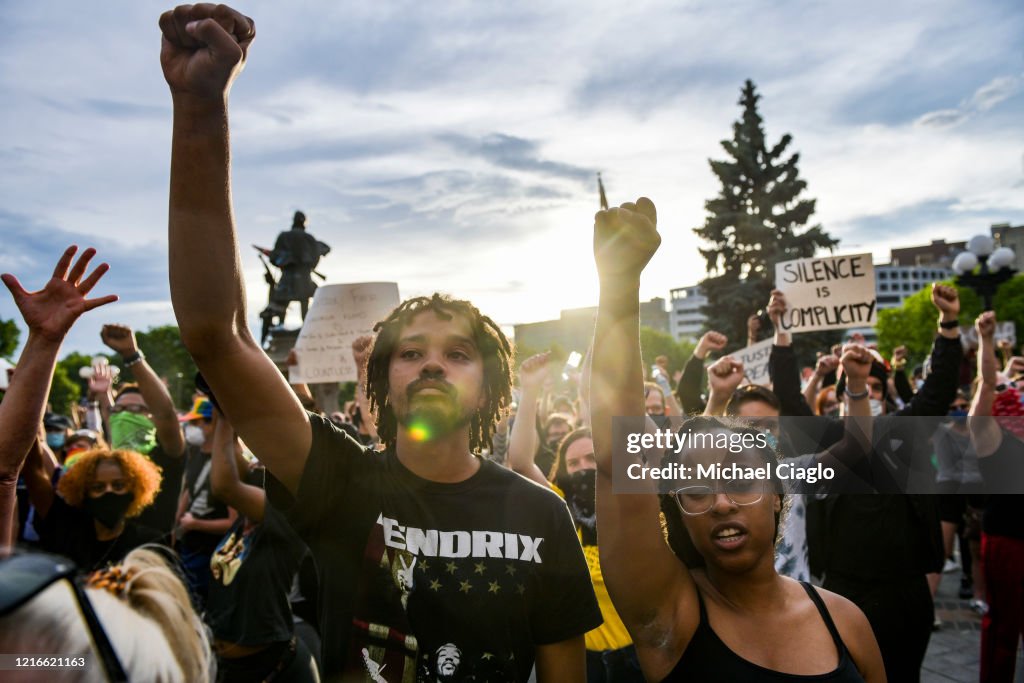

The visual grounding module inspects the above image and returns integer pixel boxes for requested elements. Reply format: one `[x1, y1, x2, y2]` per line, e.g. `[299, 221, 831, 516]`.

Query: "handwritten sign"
[775, 253, 876, 333]
[289, 283, 401, 384]
[735, 339, 774, 386]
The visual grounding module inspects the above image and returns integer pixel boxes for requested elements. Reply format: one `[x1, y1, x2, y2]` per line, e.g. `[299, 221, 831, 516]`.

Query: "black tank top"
[662, 581, 865, 682]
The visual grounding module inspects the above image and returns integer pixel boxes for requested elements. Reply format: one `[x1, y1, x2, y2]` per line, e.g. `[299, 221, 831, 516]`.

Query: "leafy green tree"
[876, 281, 983, 364]
[0, 318, 19, 359]
[640, 326, 695, 376]
[694, 80, 838, 350]
[48, 362, 80, 416]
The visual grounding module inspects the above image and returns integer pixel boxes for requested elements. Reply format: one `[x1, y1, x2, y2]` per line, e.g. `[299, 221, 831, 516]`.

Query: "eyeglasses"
[995, 380, 1019, 393]
[671, 481, 766, 516]
[0, 553, 127, 681]
[111, 404, 151, 415]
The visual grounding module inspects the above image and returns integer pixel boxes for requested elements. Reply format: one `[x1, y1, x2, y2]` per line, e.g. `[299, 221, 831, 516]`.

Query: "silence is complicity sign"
[774, 253, 876, 333]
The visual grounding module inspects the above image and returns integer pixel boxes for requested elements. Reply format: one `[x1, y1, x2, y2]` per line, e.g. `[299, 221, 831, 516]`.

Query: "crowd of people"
[1, 4, 1022, 683]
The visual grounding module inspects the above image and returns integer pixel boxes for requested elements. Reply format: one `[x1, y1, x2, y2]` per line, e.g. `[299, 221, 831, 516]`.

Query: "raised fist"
[815, 354, 840, 377]
[518, 352, 552, 394]
[696, 331, 728, 359]
[351, 336, 374, 375]
[892, 345, 908, 362]
[767, 290, 786, 326]
[930, 284, 960, 318]
[593, 198, 660, 282]
[707, 356, 745, 396]
[101, 324, 139, 357]
[975, 311, 996, 340]
[840, 344, 873, 384]
[159, 4, 255, 101]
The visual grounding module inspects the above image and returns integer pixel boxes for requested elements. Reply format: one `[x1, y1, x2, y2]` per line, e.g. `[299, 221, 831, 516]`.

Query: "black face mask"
[84, 492, 134, 530]
[564, 469, 597, 545]
[649, 414, 670, 430]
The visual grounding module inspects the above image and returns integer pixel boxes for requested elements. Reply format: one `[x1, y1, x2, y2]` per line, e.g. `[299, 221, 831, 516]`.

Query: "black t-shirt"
[206, 502, 307, 646]
[181, 449, 231, 554]
[135, 442, 186, 535]
[268, 414, 602, 682]
[36, 496, 163, 571]
[977, 431, 1024, 539]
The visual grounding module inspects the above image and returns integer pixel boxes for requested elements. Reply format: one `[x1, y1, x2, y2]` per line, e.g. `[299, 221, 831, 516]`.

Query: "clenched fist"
[593, 198, 660, 282]
[159, 4, 255, 101]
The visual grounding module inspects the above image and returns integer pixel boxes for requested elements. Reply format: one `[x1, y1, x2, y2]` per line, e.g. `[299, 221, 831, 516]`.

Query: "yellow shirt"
[551, 482, 633, 652]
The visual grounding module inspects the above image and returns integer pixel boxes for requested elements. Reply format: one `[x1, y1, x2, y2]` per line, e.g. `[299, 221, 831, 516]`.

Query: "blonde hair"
[0, 548, 213, 683]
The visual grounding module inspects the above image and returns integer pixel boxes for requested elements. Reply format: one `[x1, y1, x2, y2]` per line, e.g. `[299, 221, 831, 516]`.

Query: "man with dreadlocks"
[160, 6, 601, 682]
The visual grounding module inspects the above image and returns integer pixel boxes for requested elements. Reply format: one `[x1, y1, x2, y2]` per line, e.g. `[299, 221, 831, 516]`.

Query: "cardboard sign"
[289, 283, 401, 384]
[734, 339, 774, 386]
[775, 253, 876, 333]
[959, 321, 1016, 349]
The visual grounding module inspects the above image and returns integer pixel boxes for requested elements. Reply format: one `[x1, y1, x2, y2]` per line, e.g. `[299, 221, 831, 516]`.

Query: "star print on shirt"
[488, 581, 500, 594]
[474, 561, 487, 575]
[459, 579, 472, 594]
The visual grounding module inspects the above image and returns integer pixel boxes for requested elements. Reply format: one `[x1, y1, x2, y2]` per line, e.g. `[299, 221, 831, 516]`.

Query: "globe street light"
[952, 235, 1017, 311]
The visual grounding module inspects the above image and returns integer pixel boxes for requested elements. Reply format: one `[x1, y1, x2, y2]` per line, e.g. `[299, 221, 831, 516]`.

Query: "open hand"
[1, 246, 117, 343]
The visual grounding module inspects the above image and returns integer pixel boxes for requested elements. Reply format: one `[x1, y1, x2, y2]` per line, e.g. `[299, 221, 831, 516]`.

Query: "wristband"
[939, 319, 959, 330]
[122, 351, 145, 368]
[844, 387, 869, 400]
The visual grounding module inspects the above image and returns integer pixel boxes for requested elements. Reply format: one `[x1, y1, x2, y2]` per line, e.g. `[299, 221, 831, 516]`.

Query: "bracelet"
[938, 319, 959, 330]
[122, 351, 145, 367]
[844, 387, 869, 400]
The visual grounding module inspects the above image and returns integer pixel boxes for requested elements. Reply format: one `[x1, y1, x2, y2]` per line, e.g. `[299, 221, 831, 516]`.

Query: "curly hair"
[657, 416, 789, 569]
[57, 448, 163, 519]
[365, 293, 514, 452]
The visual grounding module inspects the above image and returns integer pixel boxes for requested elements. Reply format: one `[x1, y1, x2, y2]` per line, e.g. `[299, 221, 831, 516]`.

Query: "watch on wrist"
[844, 387, 869, 400]
[938, 319, 959, 330]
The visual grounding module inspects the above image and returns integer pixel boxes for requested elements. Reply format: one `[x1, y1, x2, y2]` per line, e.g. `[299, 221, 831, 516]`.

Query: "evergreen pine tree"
[694, 80, 838, 351]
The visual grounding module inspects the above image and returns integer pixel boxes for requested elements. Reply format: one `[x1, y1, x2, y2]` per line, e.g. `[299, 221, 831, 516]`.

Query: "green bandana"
[109, 412, 158, 455]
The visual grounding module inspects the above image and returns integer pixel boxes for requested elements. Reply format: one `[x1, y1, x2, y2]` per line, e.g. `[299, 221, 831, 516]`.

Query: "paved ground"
[922, 565, 1024, 682]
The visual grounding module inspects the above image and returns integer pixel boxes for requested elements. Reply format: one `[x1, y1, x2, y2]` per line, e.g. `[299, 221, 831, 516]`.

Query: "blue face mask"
[46, 432, 66, 450]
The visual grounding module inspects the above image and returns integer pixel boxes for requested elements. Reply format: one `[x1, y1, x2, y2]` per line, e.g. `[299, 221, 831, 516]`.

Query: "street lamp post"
[951, 235, 1017, 311]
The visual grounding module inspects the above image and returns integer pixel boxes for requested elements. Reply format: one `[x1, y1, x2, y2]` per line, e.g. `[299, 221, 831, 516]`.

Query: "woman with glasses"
[590, 197, 886, 682]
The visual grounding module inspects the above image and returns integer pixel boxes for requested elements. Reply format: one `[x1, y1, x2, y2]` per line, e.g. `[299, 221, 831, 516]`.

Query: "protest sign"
[775, 253, 876, 333]
[734, 339, 774, 386]
[289, 283, 400, 384]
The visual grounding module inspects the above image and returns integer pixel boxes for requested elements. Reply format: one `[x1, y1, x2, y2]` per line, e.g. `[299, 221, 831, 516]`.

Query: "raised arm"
[208, 410, 265, 522]
[702, 356, 745, 416]
[161, 4, 309, 492]
[898, 284, 961, 417]
[803, 355, 839, 414]
[591, 198, 690, 662]
[507, 352, 554, 487]
[969, 311, 1002, 457]
[101, 324, 185, 457]
[676, 331, 726, 414]
[767, 290, 813, 416]
[0, 246, 116, 547]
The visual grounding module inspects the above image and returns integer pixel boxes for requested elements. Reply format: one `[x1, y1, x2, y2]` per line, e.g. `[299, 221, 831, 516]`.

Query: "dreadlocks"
[365, 293, 514, 452]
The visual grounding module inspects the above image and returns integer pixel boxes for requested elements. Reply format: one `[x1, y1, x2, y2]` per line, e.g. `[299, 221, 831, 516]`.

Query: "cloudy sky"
[1, 0, 1022, 358]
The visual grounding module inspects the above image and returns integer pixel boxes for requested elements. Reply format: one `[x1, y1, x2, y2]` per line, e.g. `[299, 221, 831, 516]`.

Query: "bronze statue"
[255, 211, 330, 344]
